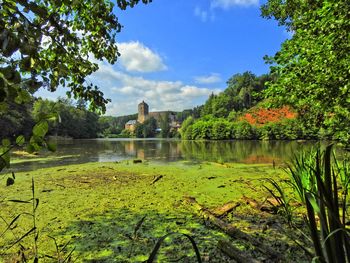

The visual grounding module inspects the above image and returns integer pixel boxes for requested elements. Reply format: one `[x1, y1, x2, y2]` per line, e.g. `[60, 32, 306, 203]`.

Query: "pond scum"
[0, 159, 327, 262]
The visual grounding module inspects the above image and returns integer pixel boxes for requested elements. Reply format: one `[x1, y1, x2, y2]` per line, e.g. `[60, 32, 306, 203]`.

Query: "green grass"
[0, 161, 297, 262]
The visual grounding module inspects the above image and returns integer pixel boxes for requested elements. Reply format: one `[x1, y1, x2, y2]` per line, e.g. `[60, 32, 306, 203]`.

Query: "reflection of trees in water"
[14, 139, 326, 172]
[180, 140, 316, 164]
[59, 139, 319, 164]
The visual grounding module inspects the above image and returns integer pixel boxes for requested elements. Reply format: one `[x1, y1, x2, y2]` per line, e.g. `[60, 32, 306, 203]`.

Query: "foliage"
[159, 116, 170, 138]
[135, 117, 157, 138]
[240, 106, 296, 126]
[179, 116, 194, 139]
[181, 116, 304, 141]
[231, 121, 256, 140]
[119, 129, 132, 138]
[0, 100, 35, 139]
[176, 107, 202, 122]
[264, 178, 293, 224]
[200, 72, 271, 118]
[1, 0, 152, 114]
[262, 0, 350, 144]
[269, 145, 350, 262]
[0, 107, 56, 173]
[33, 98, 100, 139]
[190, 120, 213, 140]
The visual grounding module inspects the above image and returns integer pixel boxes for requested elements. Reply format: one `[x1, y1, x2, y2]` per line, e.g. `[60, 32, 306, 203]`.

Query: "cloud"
[194, 6, 208, 22]
[194, 6, 216, 22]
[118, 41, 167, 73]
[92, 62, 221, 116]
[211, 0, 259, 9]
[194, 73, 222, 84]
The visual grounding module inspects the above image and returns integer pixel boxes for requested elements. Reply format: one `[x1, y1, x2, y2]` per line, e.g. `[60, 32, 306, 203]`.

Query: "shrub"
[232, 121, 256, 139]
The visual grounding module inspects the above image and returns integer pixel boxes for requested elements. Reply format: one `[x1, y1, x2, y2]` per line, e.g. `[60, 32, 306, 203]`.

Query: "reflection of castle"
[125, 101, 181, 132]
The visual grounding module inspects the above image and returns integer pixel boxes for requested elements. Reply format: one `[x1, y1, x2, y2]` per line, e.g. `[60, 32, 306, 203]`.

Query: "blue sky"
[36, 0, 289, 116]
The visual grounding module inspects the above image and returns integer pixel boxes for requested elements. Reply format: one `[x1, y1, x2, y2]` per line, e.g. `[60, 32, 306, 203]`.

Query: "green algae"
[0, 161, 306, 262]
[11, 154, 80, 164]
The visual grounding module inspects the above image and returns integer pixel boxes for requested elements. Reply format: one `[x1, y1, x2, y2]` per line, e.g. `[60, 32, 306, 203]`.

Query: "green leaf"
[47, 142, 57, 152]
[0, 152, 10, 169]
[307, 194, 320, 214]
[15, 135, 25, 146]
[2, 139, 11, 147]
[26, 144, 35, 153]
[32, 121, 49, 137]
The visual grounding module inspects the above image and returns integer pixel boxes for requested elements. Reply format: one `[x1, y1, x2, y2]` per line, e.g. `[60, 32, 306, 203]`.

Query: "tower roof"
[138, 100, 148, 106]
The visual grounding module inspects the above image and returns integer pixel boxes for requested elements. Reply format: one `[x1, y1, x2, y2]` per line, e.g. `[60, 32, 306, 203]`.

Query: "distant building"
[125, 120, 137, 132]
[137, 100, 149, 123]
[124, 100, 181, 132]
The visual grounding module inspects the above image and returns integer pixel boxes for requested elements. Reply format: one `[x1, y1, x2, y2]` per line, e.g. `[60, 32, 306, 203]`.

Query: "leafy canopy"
[0, 0, 151, 113]
[262, 0, 350, 143]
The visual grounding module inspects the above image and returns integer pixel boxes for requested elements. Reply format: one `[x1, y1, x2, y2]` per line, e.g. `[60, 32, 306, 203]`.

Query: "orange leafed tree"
[240, 106, 297, 126]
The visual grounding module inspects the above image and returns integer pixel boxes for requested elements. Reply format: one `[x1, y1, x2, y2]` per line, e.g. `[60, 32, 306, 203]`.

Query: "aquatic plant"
[269, 145, 350, 262]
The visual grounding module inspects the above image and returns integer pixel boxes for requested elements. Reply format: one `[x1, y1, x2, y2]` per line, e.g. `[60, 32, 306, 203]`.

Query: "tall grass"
[284, 144, 350, 262]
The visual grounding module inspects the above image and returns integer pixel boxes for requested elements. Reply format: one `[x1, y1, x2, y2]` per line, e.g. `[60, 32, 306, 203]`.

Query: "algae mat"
[1, 161, 292, 262]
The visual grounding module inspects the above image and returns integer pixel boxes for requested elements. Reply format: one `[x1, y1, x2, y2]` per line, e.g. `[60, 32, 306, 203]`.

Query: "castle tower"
[137, 100, 149, 123]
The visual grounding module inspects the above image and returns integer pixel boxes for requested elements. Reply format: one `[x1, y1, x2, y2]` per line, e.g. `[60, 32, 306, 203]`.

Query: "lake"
[9, 138, 332, 172]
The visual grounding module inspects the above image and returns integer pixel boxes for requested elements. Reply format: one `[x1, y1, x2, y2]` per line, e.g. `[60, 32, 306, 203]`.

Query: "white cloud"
[194, 73, 222, 84]
[118, 41, 167, 73]
[211, 0, 259, 9]
[92, 62, 221, 116]
[194, 6, 216, 22]
[194, 6, 208, 22]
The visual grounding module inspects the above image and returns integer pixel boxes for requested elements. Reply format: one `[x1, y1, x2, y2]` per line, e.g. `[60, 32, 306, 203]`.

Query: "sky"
[35, 0, 289, 117]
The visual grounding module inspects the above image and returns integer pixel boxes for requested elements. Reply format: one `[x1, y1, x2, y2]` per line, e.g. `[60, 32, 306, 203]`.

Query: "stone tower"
[137, 100, 149, 123]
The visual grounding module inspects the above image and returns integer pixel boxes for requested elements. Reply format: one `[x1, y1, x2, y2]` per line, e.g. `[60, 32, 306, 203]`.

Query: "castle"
[125, 101, 180, 132]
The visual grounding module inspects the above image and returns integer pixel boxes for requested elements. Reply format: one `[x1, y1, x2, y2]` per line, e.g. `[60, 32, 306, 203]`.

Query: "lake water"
[9, 138, 333, 172]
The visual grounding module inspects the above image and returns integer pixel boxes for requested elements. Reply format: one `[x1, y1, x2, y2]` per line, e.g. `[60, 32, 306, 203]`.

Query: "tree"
[0, 100, 34, 139]
[261, 0, 350, 143]
[160, 116, 170, 138]
[200, 72, 268, 118]
[135, 117, 157, 138]
[0, 0, 152, 114]
[179, 116, 194, 139]
[0, 0, 151, 171]
[32, 98, 100, 138]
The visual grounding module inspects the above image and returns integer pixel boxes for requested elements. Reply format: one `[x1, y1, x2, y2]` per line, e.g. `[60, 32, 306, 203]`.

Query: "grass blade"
[146, 232, 202, 263]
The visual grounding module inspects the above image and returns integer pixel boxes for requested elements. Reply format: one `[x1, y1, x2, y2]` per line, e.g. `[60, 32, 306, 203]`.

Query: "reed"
[282, 145, 350, 262]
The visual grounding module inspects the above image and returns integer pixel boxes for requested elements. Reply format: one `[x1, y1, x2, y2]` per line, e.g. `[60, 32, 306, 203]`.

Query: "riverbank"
[1, 161, 310, 262]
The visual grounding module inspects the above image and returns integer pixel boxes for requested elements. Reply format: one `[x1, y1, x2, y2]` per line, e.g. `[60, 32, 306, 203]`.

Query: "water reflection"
[10, 139, 333, 172]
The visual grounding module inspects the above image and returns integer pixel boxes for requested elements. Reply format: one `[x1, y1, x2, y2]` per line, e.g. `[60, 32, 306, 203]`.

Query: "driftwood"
[217, 240, 259, 263]
[183, 196, 282, 261]
[211, 201, 240, 217]
[242, 195, 277, 213]
[150, 175, 163, 185]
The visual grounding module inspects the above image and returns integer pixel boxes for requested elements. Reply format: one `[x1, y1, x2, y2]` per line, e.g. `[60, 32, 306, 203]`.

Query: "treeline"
[181, 117, 304, 140]
[33, 98, 100, 138]
[180, 71, 340, 141]
[1, 98, 101, 139]
[1, 96, 199, 140]
[99, 114, 137, 137]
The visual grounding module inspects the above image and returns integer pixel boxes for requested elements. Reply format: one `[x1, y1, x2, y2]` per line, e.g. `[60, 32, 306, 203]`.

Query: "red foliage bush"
[239, 106, 297, 126]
